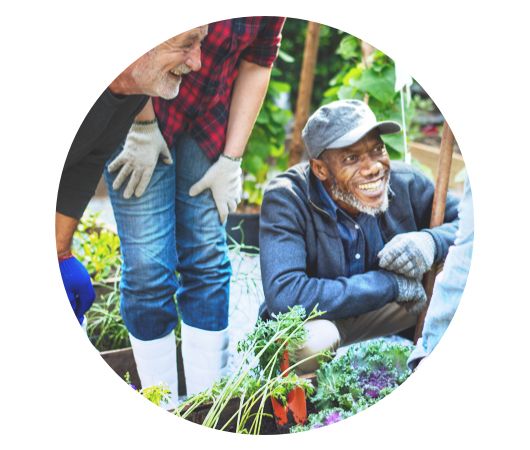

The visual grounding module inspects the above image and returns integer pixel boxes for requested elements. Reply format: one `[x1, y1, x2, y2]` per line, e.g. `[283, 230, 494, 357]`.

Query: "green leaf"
[270, 80, 291, 93]
[358, 66, 396, 104]
[381, 133, 406, 158]
[336, 35, 360, 60]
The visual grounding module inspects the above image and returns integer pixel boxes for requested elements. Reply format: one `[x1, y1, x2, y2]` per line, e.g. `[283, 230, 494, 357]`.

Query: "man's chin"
[332, 181, 389, 216]
[158, 78, 182, 100]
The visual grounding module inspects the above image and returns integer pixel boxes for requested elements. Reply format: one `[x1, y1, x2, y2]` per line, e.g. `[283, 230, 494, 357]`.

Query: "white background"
[1, 1, 529, 448]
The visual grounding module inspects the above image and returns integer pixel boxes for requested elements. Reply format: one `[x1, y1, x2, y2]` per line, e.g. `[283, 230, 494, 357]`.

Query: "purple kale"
[358, 367, 396, 399]
[323, 411, 342, 426]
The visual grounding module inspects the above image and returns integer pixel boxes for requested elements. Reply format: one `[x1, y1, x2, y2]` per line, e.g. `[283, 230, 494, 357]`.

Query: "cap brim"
[327, 120, 402, 150]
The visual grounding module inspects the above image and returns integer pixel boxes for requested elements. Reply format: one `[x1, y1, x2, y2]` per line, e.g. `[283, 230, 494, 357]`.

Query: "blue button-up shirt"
[316, 179, 385, 276]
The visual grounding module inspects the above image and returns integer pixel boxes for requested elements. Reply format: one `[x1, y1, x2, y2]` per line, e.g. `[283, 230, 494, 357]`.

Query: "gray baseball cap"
[302, 99, 402, 159]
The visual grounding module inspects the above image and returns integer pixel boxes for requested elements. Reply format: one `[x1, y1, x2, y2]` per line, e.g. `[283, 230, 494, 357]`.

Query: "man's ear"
[310, 158, 329, 181]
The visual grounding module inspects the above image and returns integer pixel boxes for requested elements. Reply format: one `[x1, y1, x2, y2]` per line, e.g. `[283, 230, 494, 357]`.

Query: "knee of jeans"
[178, 237, 232, 277]
[295, 320, 340, 374]
[121, 297, 179, 341]
[121, 248, 177, 298]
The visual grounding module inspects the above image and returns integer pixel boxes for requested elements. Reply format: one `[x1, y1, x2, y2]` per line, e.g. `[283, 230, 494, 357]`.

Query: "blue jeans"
[408, 175, 474, 368]
[104, 134, 231, 340]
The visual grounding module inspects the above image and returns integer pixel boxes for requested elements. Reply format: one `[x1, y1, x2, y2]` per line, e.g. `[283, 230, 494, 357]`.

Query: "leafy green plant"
[175, 305, 323, 434]
[72, 212, 121, 283]
[85, 278, 129, 351]
[125, 372, 171, 407]
[290, 338, 413, 432]
[140, 383, 171, 407]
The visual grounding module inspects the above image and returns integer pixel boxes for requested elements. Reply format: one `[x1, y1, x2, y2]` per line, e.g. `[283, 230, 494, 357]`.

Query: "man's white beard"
[330, 179, 389, 216]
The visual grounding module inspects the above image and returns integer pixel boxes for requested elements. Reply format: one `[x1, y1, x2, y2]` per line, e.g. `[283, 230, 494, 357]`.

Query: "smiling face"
[129, 25, 207, 99]
[310, 130, 391, 217]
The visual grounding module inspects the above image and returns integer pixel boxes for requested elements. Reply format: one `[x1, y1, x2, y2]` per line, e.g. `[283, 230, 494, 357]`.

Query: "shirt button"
[355, 253, 361, 260]
[355, 224, 360, 230]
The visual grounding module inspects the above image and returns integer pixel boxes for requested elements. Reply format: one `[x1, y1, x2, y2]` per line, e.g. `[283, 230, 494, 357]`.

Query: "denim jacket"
[259, 161, 460, 321]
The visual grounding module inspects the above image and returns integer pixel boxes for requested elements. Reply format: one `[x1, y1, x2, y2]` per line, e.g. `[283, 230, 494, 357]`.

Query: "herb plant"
[175, 305, 324, 434]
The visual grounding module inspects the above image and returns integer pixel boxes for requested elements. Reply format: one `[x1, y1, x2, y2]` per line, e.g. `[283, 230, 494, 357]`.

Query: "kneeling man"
[259, 99, 459, 372]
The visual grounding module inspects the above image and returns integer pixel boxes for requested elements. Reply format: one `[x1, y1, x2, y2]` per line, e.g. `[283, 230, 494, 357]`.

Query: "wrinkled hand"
[59, 254, 95, 324]
[108, 121, 173, 199]
[378, 231, 435, 279]
[189, 154, 242, 223]
[392, 273, 427, 314]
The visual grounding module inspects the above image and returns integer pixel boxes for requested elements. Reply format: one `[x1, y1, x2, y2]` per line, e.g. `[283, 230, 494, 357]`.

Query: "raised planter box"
[409, 141, 465, 193]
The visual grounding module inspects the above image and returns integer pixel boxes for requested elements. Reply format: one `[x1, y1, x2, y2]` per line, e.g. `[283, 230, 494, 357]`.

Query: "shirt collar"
[315, 178, 339, 220]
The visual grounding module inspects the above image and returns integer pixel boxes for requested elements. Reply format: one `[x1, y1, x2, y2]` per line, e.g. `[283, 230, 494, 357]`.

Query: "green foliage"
[237, 304, 313, 375]
[276, 19, 346, 110]
[86, 284, 129, 351]
[140, 383, 171, 407]
[310, 338, 412, 413]
[71, 213, 128, 351]
[72, 213, 121, 283]
[323, 38, 416, 159]
[175, 306, 324, 434]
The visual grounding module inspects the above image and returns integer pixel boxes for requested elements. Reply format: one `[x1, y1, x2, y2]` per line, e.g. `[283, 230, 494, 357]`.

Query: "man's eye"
[373, 145, 386, 155]
[345, 154, 359, 163]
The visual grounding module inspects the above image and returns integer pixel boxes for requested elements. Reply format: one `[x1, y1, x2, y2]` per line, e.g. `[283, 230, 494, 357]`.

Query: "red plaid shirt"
[153, 17, 286, 160]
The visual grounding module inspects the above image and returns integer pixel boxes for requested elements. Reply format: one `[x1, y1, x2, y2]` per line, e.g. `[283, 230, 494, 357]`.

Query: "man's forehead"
[165, 25, 208, 47]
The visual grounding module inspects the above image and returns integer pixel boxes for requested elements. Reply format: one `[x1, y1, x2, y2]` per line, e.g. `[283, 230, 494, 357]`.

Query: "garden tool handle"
[414, 122, 455, 344]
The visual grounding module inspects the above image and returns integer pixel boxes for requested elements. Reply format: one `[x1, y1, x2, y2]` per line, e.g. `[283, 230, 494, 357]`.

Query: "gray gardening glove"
[189, 154, 243, 223]
[378, 231, 436, 279]
[108, 120, 173, 199]
[392, 273, 427, 314]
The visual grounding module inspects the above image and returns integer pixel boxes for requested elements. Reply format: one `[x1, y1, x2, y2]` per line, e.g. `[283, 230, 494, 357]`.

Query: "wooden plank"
[100, 347, 141, 388]
[409, 141, 465, 192]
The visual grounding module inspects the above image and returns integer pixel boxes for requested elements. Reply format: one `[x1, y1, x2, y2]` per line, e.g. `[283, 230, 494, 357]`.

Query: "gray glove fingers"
[218, 202, 229, 224]
[228, 199, 238, 214]
[189, 174, 210, 197]
[390, 253, 416, 272]
[107, 154, 126, 173]
[134, 168, 155, 198]
[400, 260, 419, 278]
[112, 162, 134, 190]
[160, 146, 173, 165]
[379, 245, 404, 268]
[123, 170, 142, 199]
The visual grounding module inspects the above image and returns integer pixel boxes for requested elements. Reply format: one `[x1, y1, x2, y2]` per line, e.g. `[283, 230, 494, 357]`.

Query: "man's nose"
[186, 46, 202, 72]
[360, 157, 383, 177]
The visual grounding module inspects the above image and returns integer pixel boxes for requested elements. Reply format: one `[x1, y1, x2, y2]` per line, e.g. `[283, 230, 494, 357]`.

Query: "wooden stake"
[288, 22, 321, 167]
[414, 122, 455, 343]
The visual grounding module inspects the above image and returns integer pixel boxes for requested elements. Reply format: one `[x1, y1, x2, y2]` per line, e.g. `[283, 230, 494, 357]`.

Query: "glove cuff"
[219, 153, 242, 167]
[130, 119, 161, 136]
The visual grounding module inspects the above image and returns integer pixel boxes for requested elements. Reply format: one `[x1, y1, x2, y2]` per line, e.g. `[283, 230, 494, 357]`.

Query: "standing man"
[57, 26, 207, 328]
[104, 17, 286, 401]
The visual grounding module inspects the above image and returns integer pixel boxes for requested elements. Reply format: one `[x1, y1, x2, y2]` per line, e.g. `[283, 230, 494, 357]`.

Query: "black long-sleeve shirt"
[56, 89, 148, 219]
